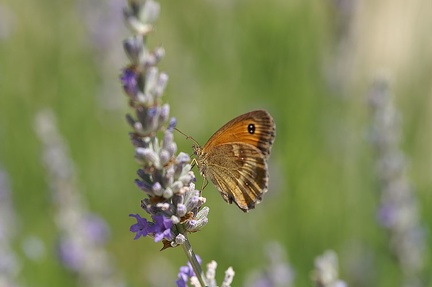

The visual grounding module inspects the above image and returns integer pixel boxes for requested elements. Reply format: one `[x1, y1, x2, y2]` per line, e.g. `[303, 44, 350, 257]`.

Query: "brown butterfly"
[192, 110, 276, 212]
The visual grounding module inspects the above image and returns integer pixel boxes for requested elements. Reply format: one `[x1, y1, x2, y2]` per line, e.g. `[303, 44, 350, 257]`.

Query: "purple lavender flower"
[151, 215, 174, 241]
[130, 214, 152, 239]
[130, 214, 174, 242]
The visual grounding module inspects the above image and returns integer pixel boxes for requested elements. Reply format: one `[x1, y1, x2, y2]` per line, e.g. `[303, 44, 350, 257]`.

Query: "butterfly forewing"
[202, 110, 275, 159]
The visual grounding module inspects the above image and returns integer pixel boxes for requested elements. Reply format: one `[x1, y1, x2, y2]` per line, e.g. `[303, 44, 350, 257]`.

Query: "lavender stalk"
[120, 1, 217, 286]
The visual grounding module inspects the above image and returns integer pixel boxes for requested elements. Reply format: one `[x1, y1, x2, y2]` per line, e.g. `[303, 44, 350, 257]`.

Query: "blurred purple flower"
[58, 238, 83, 272]
[84, 214, 110, 244]
[369, 77, 427, 285]
[34, 109, 124, 287]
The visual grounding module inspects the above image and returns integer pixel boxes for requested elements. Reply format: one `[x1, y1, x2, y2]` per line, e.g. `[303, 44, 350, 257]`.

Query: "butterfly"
[192, 110, 275, 212]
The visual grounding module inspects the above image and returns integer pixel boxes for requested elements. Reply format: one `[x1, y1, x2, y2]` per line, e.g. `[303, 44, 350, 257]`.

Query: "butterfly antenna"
[174, 127, 200, 147]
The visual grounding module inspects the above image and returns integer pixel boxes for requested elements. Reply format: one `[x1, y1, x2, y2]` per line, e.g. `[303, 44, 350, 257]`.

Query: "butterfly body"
[193, 110, 275, 212]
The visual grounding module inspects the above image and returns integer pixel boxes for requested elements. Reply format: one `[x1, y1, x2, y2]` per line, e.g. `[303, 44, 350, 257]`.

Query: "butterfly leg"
[190, 158, 197, 169]
[198, 177, 208, 197]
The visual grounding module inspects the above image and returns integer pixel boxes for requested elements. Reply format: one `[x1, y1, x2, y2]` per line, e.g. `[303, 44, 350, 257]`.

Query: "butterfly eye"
[247, 123, 255, 134]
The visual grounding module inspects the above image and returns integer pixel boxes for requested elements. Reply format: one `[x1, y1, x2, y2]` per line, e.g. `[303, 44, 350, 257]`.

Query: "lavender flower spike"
[120, 1, 211, 286]
[34, 109, 124, 287]
[312, 250, 347, 287]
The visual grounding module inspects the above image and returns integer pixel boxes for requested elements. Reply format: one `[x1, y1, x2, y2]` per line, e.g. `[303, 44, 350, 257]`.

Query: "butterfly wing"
[203, 110, 275, 160]
[203, 143, 268, 212]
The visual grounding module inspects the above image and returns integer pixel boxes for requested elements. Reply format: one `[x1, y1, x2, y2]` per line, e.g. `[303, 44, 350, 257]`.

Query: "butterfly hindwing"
[204, 143, 268, 211]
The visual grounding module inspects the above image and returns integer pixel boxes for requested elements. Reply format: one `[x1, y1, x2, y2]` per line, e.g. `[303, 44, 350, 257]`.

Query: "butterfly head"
[192, 144, 201, 156]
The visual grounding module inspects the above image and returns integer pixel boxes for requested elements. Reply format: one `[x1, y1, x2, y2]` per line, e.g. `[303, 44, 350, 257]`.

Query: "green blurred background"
[1, 0, 431, 286]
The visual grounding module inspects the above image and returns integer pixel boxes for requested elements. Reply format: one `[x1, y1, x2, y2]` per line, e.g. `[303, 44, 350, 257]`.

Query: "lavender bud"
[195, 206, 209, 221]
[162, 129, 174, 150]
[223, 267, 235, 286]
[163, 187, 173, 199]
[123, 35, 144, 64]
[133, 120, 144, 134]
[172, 194, 183, 206]
[175, 234, 186, 245]
[135, 179, 152, 193]
[206, 261, 217, 283]
[156, 202, 170, 211]
[135, 147, 159, 167]
[120, 68, 139, 97]
[176, 152, 190, 164]
[179, 171, 194, 185]
[168, 117, 176, 131]
[176, 204, 187, 217]
[171, 181, 183, 193]
[159, 149, 171, 166]
[152, 182, 162, 195]
[171, 215, 180, 224]
[154, 72, 168, 97]
[139, 0, 160, 24]
[158, 104, 170, 127]
[166, 142, 177, 157]
[136, 91, 151, 105]
[123, 6, 152, 35]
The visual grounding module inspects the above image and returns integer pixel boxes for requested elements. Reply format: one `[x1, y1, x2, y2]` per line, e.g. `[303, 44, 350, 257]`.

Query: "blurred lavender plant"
[0, 169, 21, 287]
[119, 1, 235, 286]
[243, 242, 294, 287]
[34, 109, 124, 287]
[77, 0, 127, 110]
[368, 77, 427, 287]
[176, 257, 235, 287]
[312, 250, 347, 287]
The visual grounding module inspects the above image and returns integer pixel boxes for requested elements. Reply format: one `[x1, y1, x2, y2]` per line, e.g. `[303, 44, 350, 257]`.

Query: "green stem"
[177, 225, 208, 287]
